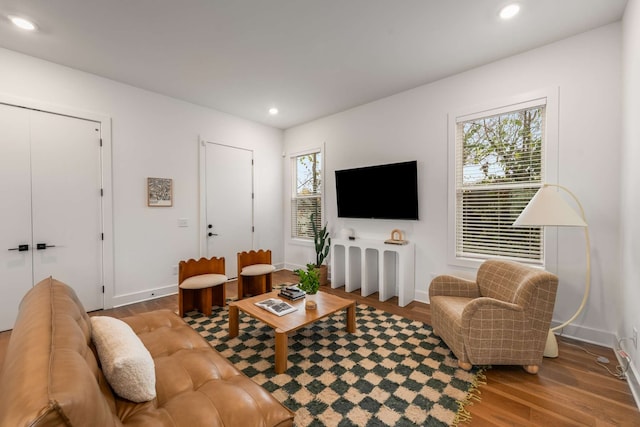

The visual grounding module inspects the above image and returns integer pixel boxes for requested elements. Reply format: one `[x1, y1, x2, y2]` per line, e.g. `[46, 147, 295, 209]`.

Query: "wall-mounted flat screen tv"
[335, 160, 419, 220]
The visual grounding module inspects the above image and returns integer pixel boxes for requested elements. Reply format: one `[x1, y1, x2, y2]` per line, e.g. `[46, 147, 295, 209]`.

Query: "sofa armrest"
[429, 275, 480, 298]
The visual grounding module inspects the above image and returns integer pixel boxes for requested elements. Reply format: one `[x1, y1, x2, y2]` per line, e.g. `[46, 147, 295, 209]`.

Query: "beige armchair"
[429, 259, 558, 374]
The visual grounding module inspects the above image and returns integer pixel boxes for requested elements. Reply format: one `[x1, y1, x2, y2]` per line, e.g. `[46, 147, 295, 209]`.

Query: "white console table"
[330, 238, 415, 307]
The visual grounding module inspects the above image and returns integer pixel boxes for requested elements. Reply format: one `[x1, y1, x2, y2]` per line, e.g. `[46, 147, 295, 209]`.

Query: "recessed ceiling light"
[8, 15, 37, 31]
[268, 107, 279, 115]
[499, 4, 520, 20]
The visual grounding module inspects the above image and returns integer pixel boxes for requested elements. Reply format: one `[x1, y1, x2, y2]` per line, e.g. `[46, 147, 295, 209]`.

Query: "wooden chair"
[237, 249, 276, 300]
[178, 257, 228, 316]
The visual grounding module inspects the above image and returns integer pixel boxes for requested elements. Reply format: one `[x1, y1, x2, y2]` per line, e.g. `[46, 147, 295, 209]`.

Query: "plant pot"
[305, 293, 318, 310]
[317, 264, 328, 286]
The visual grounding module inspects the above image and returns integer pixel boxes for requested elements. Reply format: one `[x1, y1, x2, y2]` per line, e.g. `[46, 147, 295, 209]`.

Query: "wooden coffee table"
[229, 290, 356, 374]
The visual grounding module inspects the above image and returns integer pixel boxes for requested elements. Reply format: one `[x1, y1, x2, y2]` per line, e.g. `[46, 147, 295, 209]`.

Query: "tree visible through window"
[456, 104, 545, 263]
[292, 151, 322, 239]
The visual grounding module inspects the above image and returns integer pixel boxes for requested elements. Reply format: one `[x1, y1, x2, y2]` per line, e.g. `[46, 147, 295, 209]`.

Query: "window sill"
[289, 238, 313, 247]
[448, 254, 545, 270]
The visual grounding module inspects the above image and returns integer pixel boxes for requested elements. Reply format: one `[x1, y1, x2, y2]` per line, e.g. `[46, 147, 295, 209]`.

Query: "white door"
[0, 105, 34, 330]
[0, 105, 103, 331]
[205, 143, 253, 278]
[30, 111, 103, 311]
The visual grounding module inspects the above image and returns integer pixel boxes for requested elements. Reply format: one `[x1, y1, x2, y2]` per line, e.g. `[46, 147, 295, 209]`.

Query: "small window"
[454, 101, 545, 264]
[291, 150, 322, 240]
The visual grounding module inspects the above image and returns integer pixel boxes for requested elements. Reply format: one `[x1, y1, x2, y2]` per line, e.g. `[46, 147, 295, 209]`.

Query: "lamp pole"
[541, 184, 591, 358]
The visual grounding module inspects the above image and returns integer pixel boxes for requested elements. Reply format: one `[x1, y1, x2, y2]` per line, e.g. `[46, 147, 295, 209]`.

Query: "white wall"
[0, 47, 284, 307]
[620, 0, 640, 404]
[284, 24, 622, 347]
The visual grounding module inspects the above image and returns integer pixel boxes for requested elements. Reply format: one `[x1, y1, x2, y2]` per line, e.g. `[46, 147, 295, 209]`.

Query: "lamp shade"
[513, 185, 587, 227]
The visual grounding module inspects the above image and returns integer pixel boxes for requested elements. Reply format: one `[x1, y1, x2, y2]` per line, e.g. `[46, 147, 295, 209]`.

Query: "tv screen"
[335, 160, 419, 220]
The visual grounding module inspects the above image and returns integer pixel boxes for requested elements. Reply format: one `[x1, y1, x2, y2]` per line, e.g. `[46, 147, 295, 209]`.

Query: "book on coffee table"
[279, 285, 306, 301]
[254, 298, 297, 316]
[279, 291, 305, 301]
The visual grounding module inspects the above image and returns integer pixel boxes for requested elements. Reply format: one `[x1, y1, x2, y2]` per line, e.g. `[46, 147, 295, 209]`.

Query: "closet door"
[0, 105, 34, 330]
[0, 105, 103, 331]
[30, 111, 103, 312]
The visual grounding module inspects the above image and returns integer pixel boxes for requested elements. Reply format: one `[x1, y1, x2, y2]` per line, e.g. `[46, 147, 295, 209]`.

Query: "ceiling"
[0, 0, 628, 129]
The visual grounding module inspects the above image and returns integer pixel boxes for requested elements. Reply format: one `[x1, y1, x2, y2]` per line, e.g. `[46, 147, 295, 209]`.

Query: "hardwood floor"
[1, 270, 638, 426]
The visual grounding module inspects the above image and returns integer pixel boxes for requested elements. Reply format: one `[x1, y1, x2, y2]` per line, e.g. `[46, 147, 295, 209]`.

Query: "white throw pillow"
[90, 316, 156, 402]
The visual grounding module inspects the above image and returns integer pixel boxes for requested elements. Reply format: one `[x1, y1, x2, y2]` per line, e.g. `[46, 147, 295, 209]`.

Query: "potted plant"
[294, 263, 320, 309]
[295, 263, 320, 295]
[311, 212, 331, 286]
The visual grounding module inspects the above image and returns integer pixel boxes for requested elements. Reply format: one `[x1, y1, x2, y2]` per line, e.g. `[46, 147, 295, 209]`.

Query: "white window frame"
[447, 88, 559, 271]
[290, 147, 324, 243]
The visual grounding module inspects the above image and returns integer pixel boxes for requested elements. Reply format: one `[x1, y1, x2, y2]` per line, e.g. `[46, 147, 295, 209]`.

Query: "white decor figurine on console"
[385, 229, 408, 245]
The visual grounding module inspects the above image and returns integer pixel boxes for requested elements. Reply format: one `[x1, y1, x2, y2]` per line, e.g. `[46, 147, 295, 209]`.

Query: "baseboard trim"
[414, 289, 428, 304]
[550, 321, 615, 349]
[614, 336, 640, 410]
[284, 262, 307, 272]
[112, 284, 178, 308]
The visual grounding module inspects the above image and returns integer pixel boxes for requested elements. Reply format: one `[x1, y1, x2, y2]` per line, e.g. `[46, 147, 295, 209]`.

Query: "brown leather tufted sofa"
[0, 277, 294, 426]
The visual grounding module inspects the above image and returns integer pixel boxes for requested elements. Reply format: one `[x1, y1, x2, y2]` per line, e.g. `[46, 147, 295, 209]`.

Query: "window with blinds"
[291, 151, 322, 239]
[455, 102, 545, 263]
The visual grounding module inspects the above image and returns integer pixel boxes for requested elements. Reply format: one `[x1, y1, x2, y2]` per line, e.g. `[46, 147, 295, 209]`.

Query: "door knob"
[8, 244, 29, 252]
[208, 232, 218, 237]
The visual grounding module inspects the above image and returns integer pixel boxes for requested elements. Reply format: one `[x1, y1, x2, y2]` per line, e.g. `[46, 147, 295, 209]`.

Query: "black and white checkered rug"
[184, 304, 483, 426]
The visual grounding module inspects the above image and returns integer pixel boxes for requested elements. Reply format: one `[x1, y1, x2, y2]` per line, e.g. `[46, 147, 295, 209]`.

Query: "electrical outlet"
[633, 326, 638, 349]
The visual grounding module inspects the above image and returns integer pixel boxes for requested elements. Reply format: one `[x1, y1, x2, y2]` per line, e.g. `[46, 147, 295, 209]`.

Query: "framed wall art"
[147, 177, 173, 207]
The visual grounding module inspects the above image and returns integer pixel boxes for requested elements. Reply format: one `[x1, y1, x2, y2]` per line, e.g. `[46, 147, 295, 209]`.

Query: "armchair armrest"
[429, 275, 480, 298]
[462, 297, 524, 320]
[460, 297, 530, 361]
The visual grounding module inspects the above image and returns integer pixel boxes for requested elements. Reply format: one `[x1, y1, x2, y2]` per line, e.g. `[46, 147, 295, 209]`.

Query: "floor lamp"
[513, 183, 590, 358]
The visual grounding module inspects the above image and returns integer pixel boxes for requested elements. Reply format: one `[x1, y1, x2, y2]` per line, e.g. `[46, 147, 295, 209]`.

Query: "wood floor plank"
[1, 269, 639, 426]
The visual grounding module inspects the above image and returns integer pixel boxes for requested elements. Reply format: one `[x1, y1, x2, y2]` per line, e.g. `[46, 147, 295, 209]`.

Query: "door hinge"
[100, 188, 103, 196]
[252, 193, 254, 199]
[252, 226, 255, 232]
[101, 233, 104, 240]
[251, 159, 254, 165]
[102, 285, 105, 293]
[99, 138, 103, 147]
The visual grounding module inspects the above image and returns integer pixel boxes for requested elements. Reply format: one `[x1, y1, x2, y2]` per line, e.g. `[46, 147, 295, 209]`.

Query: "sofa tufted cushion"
[241, 264, 276, 276]
[91, 316, 156, 403]
[180, 273, 228, 289]
[119, 310, 295, 426]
